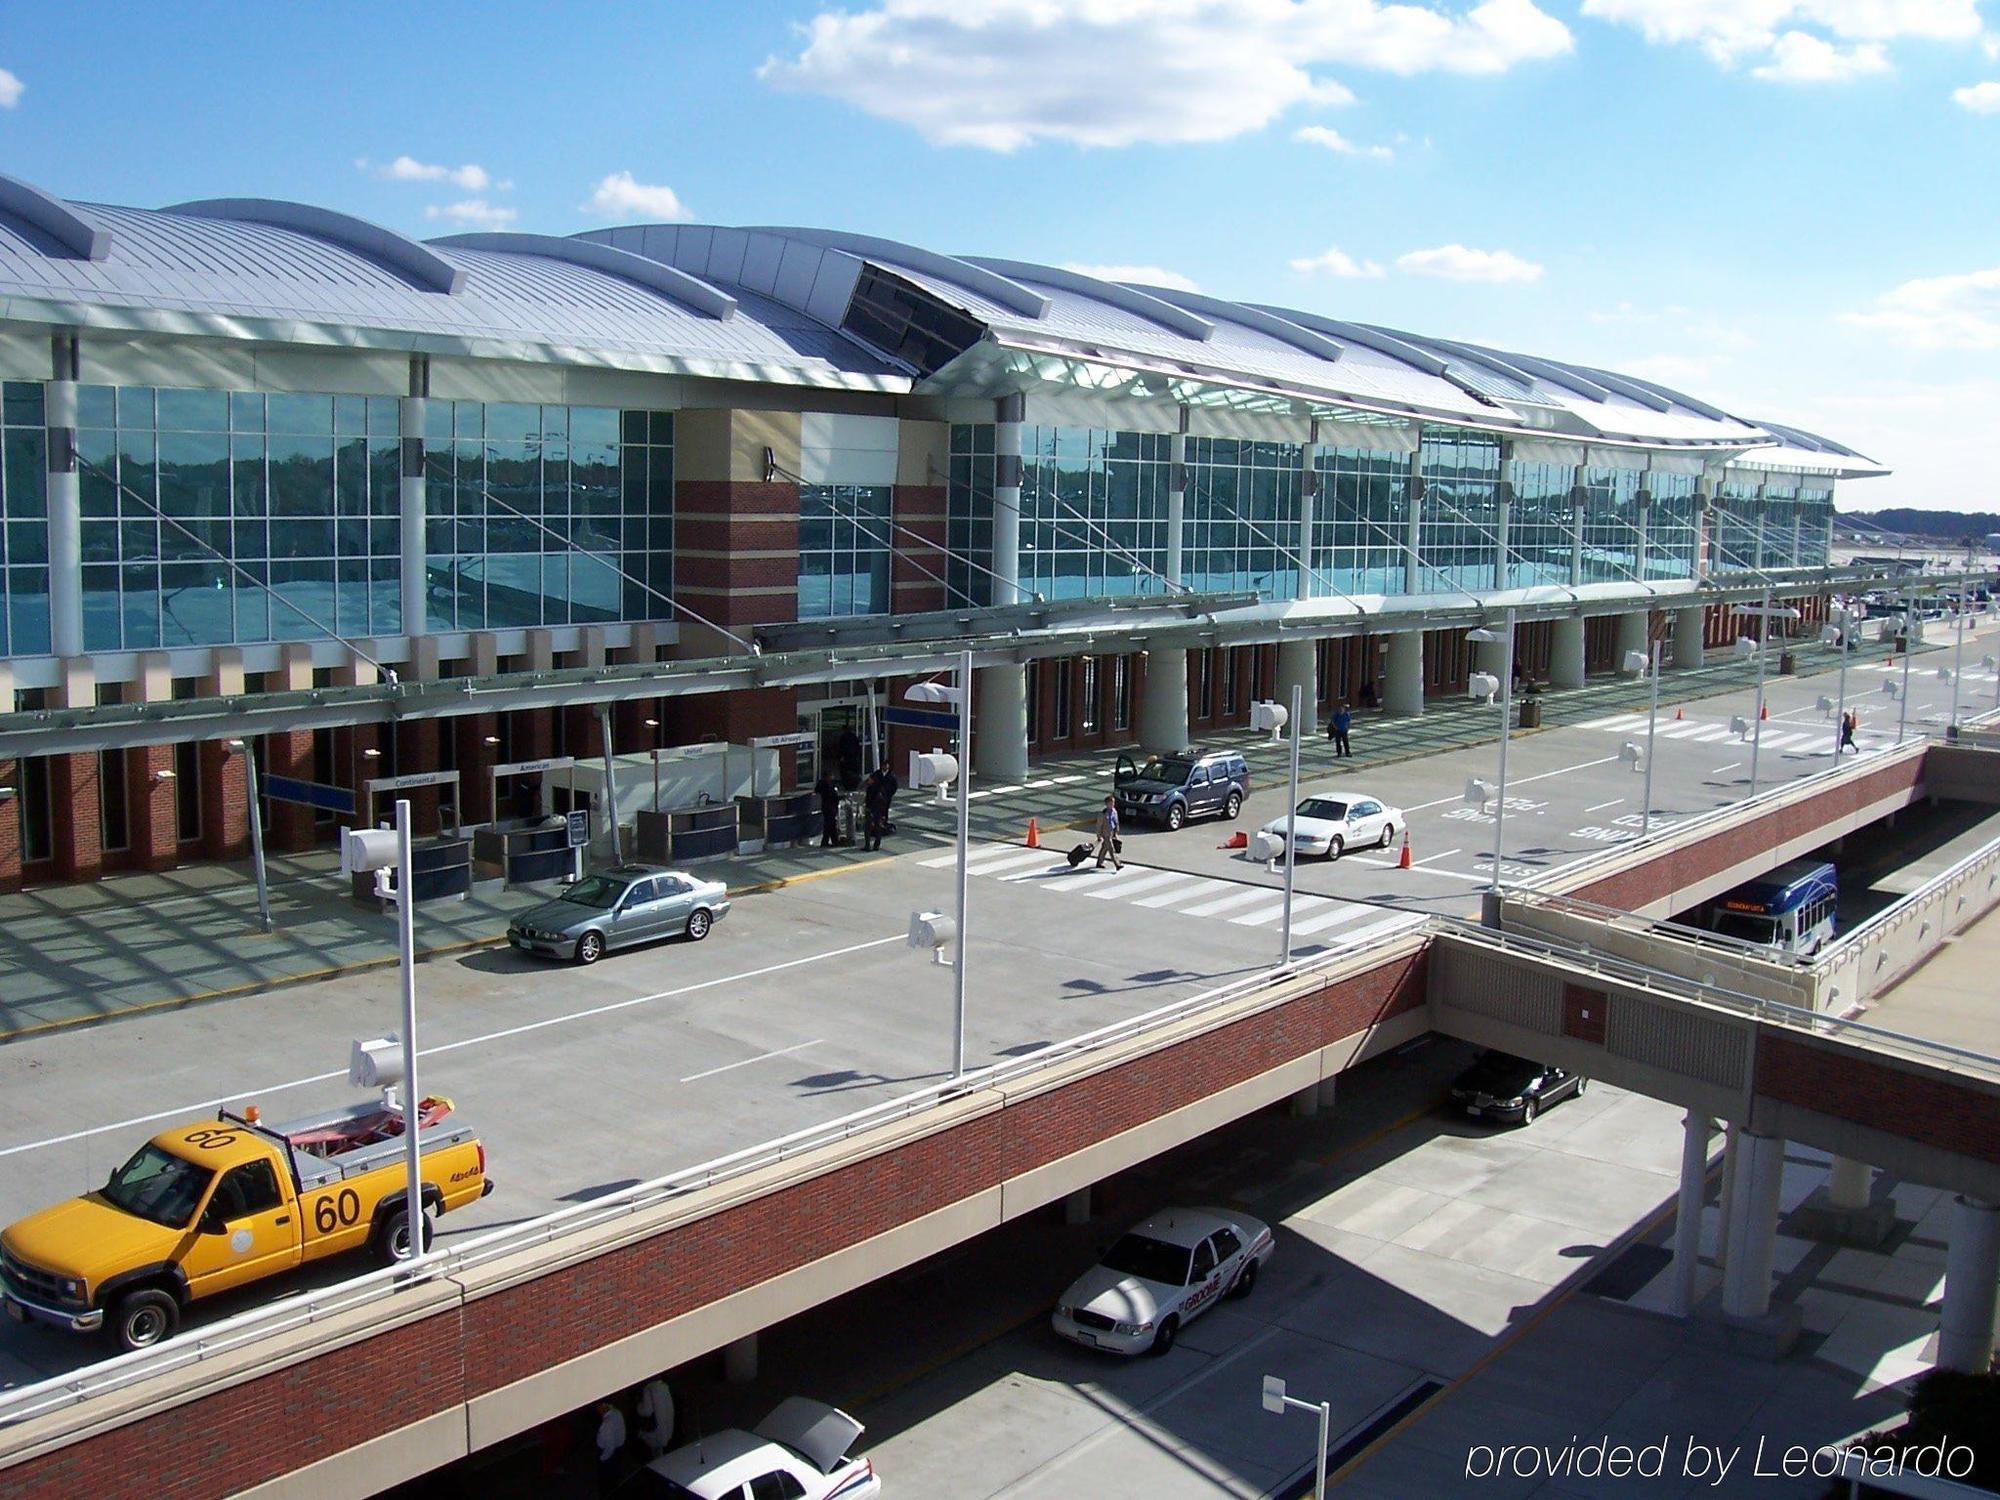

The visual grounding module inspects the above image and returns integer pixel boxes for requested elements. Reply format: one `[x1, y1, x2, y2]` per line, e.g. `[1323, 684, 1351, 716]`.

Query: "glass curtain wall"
[1506, 460, 1574, 589]
[1182, 437, 1302, 600]
[1760, 483, 1800, 568]
[1646, 473, 1698, 581]
[1579, 465, 1644, 585]
[946, 424, 996, 607]
[1798, 487, 1834, 566]
[425, 400, 669, 630]
[798, 483, 891, 618]
[1020, 426, 1170, 601]
[1418, 429, 1501, 595]
[1713, 480, 1761, 573]
[1313, 446, 1406, 596]
[1, 382, 49, 656]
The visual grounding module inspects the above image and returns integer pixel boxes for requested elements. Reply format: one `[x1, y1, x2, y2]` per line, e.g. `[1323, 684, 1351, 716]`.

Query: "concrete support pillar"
[1139, 649, 1189, 755]
[1721, 1131, 1786, 1321]
[1274, 639, 1315, 721]
[46, 334, 82, 659]
[1616, 610, 1650, 669]
[1551, 616, 1586, 690]
[974, 664, 1029, 782]
[1939, 1196, 2000, 1374]
[723, 1333, 759, 1385]
[1384, 630, 1424, 717]
[1403, 451, 1423, 596]
[1693, 490, 1712, 582]
[1674, 606, 1707, 670]
[1715, 1123, 1741, 1274]
[1671, 1113, 1714, 1317]
[1063, 1187, 1093, 1226]
[1166, 417, 1187, 590]
[399, 358, 429, 640]
[1289, 1083, 1321, 1119]
[1829, 1156, 1873, 1211]
[993, 394, 1024, 607]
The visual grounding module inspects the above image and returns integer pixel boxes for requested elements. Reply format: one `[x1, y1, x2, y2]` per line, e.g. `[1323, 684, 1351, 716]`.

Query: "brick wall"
[1755, 1032, 2000, 1164]
[199, 741, 248, 862]
[0, 759, 18, 893]
[50, 753, 102, 881]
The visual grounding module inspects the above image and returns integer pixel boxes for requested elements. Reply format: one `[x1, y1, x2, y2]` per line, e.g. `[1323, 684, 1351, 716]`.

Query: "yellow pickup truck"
[1, 1096, 489, 1350]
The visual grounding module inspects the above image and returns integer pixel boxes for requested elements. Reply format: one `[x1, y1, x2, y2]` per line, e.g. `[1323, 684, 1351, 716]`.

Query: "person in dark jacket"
[862, 770, 889, 851]
[837, 727, 864, 791]
[878, 761, 900, 832]
[815, 770, 841, 847]
[1329, 703, 1352, 758]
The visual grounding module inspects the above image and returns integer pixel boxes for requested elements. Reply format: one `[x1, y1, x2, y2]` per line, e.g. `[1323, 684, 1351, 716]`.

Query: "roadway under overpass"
[8, 731, 1992, 1500]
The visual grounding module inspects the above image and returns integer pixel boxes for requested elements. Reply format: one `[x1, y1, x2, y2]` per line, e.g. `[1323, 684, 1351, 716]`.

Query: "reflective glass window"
[797, 483, 891, 618]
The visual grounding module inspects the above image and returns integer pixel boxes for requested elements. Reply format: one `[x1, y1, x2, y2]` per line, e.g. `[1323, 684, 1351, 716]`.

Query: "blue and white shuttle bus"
[1709, 860, 1840, 956]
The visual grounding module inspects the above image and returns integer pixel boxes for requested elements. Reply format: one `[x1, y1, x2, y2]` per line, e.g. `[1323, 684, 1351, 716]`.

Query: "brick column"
[458, 714, 498, 825]
[331, 657, 381, 829]
[267, 643, 317, 852]
[0, 755, 20, 893]
[52, 659, 102, 881]
[201, 649, 249, 861]
[893, 419, 949, 614]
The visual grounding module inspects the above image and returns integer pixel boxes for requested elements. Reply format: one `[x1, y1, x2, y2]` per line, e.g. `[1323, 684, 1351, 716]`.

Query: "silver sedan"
[507, 863, 731, 964]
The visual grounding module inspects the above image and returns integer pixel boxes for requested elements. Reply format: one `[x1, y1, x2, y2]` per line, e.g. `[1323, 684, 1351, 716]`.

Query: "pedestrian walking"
[636, 1374, 676, 1458]
[1839, 710, 1857, 755]
[863, 770, 889, 851]
[1093, 796, 1122, 870]
[815, 770, 841, 848]
[1330, 702, 1353, 758]
[594, 1400, 627, 1496]
[878, 761, 900, 832]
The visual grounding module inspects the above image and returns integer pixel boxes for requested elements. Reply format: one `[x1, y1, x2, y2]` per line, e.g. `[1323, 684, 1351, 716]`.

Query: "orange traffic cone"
[1760, 701, 1769, 721]
[1398, 830, 1414, 869]
[1221, 830, 1248, 850]
[1025, 818, 1040, 849]
[1674, 706, 1683, 721]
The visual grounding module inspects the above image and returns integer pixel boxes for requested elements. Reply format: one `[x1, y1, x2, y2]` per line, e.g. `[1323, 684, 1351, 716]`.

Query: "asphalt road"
[2, 628, 1996, 1392]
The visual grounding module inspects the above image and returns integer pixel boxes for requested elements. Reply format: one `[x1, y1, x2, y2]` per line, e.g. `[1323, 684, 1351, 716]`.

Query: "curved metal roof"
[0, 173, 1879, 473]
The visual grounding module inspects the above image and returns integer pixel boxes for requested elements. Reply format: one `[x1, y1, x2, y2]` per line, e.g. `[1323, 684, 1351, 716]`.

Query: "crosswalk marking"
[1656, 722, 1714, 739]
[1130, 876, 1230, 908]
[970, 847, 1061, 878]
[1080, 869, 1190, 900]
[1230, 894, 1333, 927]
[1290, 903, 1380, 937]
[1578, 713, 1648, 731]
[1178, 887, 1278, 918]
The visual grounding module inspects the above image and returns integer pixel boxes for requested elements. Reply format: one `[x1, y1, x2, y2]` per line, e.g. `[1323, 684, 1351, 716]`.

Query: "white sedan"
[627, 1398, 879, 1499]
[1258, 793, 1402, 859]
[1052, 1207, 1274, 1357]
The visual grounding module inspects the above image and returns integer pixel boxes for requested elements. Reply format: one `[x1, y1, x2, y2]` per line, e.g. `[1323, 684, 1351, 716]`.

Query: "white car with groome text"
[1258, 792, 1402, 860]
[1052, 1207, 1274, 1356]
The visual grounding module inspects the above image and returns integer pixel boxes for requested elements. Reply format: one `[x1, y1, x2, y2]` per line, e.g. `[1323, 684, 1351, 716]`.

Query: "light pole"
[1731, 593, 1799, 799]
[1899, 590, 1913, 744]
[906, 650, 973, 1077]
[1824, 611, 1850, 759]
[1280, 682, 1302, 967]
[1952, 597, 1968, 729]
[1622, 646, 1660, 837]
[1466, 609, 1516, 899]
[338, 800, 426, 1262]
[1263, 1376, 1332, 1500]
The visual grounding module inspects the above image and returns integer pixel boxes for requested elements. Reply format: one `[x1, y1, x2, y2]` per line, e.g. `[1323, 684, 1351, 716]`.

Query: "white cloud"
[367, 155, 494, 191]
[1752, 30, 1889, 79]
[580, 171, 692, 222]
[0, 68, 21, 109]
[423, 198, 518, 229]
[761, 0, 1571, 151]
[1396, 244, 1543, 283]
[1293, 124, 1395, 159]
[1954, 79, 2000, 111]
[1582, 0, 1977, 78]
[1845, 265, 2000, 349]
[1617, 352, 1731, 385]
[1289, 245, 1387, 278]
[1059, 262, 1202, 292]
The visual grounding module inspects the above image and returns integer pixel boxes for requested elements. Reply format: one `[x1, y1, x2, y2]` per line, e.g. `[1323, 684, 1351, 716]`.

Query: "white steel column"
[976, 395, 1029, 782]
[1569, 480, 1585, 589]
[1297, 432, 1319, 601]
[1633, 490, 1651, 582]
[1403, 442, 1422, 596]
[1384, 629, 1424, 717]
[1939, 1196, 2000, 1374]
[1828, 1157, 1874, 1212]
[1166, 410, 1187, 590]
[1721, 1131, 1786, 1320]
[1671, 1112, 1715, 1316]
[46, 333, 83, 659]
[399, 358, 429, 639]
[1492, 452, 1512, 592]
[1551, 616, 1585, 689]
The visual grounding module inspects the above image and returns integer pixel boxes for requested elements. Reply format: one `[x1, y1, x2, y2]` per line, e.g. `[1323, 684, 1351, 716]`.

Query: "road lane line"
[1080, 870, 1195, 901]
[1289, 903, 1378, 936]
[679, 1040, 824, 1084]
[974, 849, 1070, 879]
[1582, 799, 1624, 813]
[0, 933, 906, 1160]
[1178, 887, 1276, 918]
[1412, 847, 1463, 867]
[1130, 876, 1229, 908]
[1404, 752, 1617, 813]
[1229, 895, 1333, 927]
[1711, 761, 1742, 774]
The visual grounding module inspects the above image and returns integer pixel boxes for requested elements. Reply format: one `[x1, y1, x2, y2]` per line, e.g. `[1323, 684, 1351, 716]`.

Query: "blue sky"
[3, 1, 1996, 511]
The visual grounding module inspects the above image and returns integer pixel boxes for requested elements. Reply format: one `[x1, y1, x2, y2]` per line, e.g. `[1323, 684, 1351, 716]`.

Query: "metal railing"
[1812, 827, 2000, 1016]
[0, 912, 1428, 1430]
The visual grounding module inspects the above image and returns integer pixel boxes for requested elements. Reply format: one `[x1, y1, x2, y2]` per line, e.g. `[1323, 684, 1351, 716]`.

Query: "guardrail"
[0, 911, 1428, 1430]
[1498, 886, 1813, 968]
[1431, 917, 2000, 1083]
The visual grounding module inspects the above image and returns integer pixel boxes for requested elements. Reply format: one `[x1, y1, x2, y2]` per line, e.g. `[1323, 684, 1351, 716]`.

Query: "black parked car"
[1449, 1050, 1585, 1125]
[1113, 748, 1250, 831]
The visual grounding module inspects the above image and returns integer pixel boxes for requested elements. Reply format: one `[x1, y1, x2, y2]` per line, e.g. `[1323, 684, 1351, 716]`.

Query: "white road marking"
[1404, 752, 1618, 813]
[0, 933, 906, 1160]
[1080, 870, 1189, 901]
[1711, 761, 1742, 774]
[1130, 876, 1230, 908]
[977, 849, 1070, 879]
[1230, 895, 1333, 927]
[1178, 887, 1278, 918]
[679, 1040, 823, 1084]
[1656, 722, 1713, 739]
[1583, 799, 1624, 813]
[1684, 725, 1736, 742]
[1289, 902, 1380, 936]
[1413, 847, 1463, 867]
[1578, 713, 1647, 731]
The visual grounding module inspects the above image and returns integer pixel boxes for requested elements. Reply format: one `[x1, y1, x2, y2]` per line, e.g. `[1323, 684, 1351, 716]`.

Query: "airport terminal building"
[0, 172, 1882, 886]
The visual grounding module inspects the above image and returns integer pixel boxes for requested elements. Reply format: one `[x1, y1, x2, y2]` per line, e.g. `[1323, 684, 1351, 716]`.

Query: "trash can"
[1779, 649, 1797, 675]
[1517, 699, 1543, 730]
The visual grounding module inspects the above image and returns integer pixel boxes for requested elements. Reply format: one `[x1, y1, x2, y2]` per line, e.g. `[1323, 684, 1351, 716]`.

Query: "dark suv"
[1113, 748, 1251, 831]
